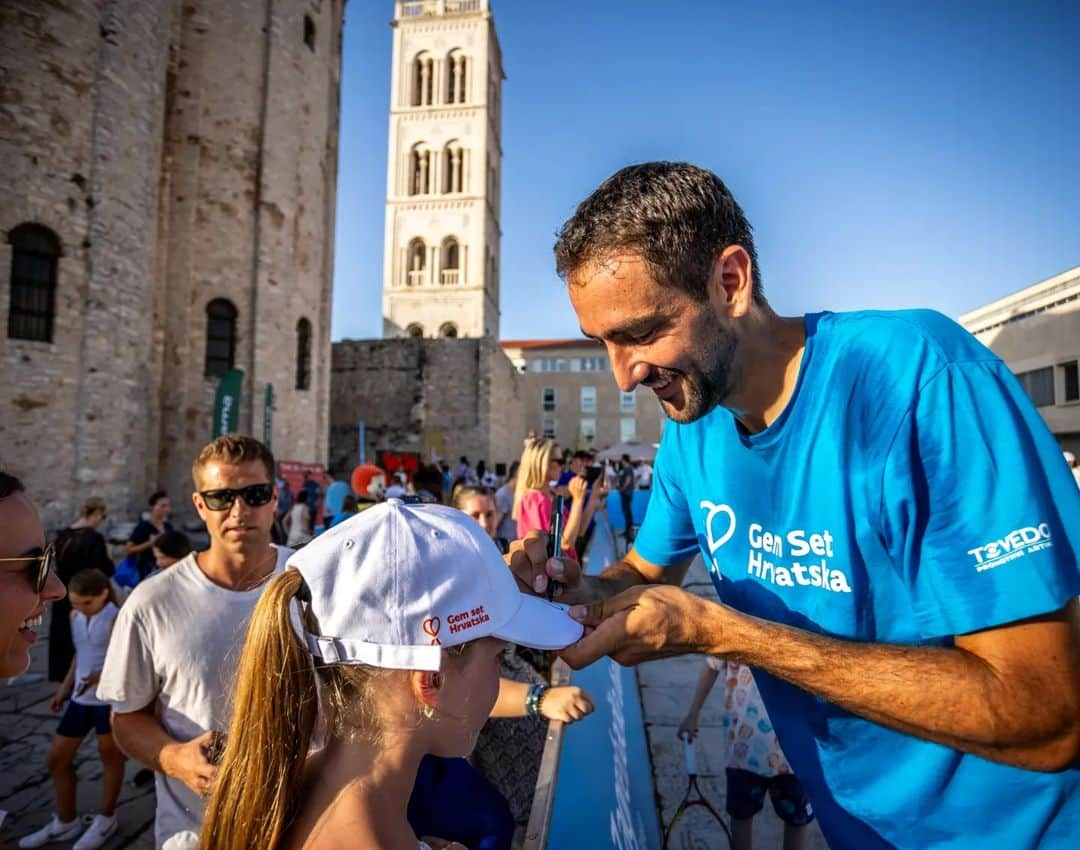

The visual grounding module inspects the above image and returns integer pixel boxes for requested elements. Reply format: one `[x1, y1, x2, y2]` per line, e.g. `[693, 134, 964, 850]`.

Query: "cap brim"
[493, 593, 584, 650]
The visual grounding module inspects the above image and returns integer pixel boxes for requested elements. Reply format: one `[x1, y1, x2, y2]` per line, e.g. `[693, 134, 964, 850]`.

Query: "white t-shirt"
[71, 601, 119, 707]
[494, 483, 516, 541]
[286, 503, 311, 546]
[97, 546, 292, 848]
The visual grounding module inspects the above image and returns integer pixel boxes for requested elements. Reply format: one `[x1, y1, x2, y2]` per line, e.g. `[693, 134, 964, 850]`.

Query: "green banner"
[212, 368, 244, 438]
[263, 383, 274, 449]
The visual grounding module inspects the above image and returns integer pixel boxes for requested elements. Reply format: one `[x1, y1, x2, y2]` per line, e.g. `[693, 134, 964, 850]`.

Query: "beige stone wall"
[330, 337, 524, 478]
[0, 0, 175, 529]
[155, 0, 343, 506]
[0, 0, 343, 529]
[501, 342, 666, 452]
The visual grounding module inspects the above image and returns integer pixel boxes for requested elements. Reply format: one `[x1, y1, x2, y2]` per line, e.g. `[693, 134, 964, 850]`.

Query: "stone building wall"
[155, 0, 343, 504]
[0, 0, 175, 529]
[0, 0, 343, 529]
[329, 337, 524, 479]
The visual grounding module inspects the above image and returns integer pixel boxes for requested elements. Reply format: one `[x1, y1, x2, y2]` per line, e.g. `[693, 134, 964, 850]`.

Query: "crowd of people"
[3, 159, 1079, 850]
[2, 433, 641, 850]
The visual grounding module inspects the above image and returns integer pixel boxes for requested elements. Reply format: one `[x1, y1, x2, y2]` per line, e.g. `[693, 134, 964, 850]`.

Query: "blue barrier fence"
[526, 511, 662, 849]
[604, 489, 652, 533]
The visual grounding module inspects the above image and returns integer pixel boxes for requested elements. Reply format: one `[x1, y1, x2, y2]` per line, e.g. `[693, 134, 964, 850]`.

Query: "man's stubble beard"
[657, 316, 739, 424]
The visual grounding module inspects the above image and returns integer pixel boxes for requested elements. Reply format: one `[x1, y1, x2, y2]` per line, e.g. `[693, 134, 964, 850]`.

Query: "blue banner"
[547, 657, 662, 850]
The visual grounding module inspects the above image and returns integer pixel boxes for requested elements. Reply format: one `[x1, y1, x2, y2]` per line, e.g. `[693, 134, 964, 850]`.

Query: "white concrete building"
[959, 265, 1080, 454]
[381, 0, 504, 339]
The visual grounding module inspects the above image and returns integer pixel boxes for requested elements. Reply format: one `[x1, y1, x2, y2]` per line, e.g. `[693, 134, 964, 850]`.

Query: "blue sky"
[331, 0, 1079, 342]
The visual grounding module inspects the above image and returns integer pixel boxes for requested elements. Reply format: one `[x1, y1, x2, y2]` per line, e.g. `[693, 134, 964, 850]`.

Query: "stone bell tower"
[381, 0, 504, 339]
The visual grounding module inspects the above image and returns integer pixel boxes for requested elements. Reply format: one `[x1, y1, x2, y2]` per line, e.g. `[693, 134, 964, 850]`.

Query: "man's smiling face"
[569, 253, 740, 424]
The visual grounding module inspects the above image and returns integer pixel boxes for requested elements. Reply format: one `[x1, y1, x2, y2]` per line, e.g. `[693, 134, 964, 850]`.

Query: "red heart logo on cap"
[422, 617, 441, 638]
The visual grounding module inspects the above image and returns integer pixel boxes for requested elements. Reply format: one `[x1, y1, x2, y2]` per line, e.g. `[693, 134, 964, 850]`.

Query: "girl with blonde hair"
[511, 439, 593, 556]
[198, 500, 582, 850]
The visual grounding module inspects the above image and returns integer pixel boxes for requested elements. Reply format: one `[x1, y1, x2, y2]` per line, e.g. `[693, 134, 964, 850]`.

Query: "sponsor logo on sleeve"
[967, 523, 1052, 572]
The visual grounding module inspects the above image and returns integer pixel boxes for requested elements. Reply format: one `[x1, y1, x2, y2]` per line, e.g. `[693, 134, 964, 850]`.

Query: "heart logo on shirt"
[700, 501, 736, 554]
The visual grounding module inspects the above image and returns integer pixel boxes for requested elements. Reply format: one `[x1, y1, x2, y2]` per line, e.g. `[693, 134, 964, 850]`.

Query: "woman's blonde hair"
[512, 438, 558, 521]
[198, 569, 393, 850]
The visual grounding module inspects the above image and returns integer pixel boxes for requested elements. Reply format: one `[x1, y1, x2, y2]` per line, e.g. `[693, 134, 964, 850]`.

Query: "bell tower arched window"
[204, 298, 237, 377]
[409, 144, 431, 195]
[7, 223, 60, 342]
[439, 322, 458, 338]
[440, 237, 460, 286]
[295, 317, 312, 390]
[443, 141, 465, 194]
[446, 49, 467, 104]
[406, 239, 426, 287]
[406, 323, 424, 338]
[412, 52, 434, 106]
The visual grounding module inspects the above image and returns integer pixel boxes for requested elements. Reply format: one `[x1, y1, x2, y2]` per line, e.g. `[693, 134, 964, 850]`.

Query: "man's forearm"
[719, 606, 1080, 771]
[111, 710, 179, 772]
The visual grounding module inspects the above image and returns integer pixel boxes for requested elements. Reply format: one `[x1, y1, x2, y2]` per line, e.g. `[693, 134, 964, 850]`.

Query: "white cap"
[290, 499, 583, 671]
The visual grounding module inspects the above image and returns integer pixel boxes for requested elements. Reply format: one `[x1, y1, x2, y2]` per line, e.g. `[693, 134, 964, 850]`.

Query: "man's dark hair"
[621, 454, 631, 463]
[0, 471, 25, 500]
[554, 161, 763, 303]
[414, 464, 445, 501]
[154, 530, 192, 560]
[572, 450, 590, 461]
[148, 490, 168, 507]
[68, 567, 111, 597]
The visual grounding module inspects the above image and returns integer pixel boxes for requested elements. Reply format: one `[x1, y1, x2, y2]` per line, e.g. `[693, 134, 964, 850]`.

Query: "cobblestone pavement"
[1, 620, 156, 850]
[637, 557, 830, 850]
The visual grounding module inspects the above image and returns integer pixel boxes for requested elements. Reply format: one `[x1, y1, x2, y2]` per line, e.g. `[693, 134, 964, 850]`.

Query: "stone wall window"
[443, 142, 465, 193]
[446, 49, 467, 104]
[542, 387, 556, 412]
[7, 223, 60, 342]
[205, 298, 237, 378]
[439, 322, 458, 338]
[406, 323, 424, 338]
[412, 52, 434, 106]
[406, 238, 426, 286]
[304, 15, 316, 51]
[440, 237, 460, 285]
[409, 144, 431, 195]
[295, 317, 312, 390]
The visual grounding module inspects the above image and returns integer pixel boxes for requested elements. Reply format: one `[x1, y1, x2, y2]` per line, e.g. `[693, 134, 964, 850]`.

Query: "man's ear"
[412, 670, 443, 708]
[707, 245, 754, 318]
[191, 490, 207, 521]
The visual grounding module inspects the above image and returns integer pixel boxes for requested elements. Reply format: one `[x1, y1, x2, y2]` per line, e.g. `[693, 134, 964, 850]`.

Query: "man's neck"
[196, 540, 277, 591]
[726, 312, 806, 435]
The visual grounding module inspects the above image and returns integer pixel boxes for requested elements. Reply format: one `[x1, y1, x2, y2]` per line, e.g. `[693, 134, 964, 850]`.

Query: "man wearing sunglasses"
[0, 471, 65, 680]
[97, 435, 292, 849]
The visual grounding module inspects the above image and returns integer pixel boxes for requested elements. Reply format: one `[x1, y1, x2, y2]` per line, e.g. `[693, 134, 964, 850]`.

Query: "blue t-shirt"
[635, 310, 1080, 850]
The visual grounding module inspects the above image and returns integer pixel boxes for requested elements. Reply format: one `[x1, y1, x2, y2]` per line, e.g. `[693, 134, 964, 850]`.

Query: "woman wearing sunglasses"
[0, 471, 66, 679]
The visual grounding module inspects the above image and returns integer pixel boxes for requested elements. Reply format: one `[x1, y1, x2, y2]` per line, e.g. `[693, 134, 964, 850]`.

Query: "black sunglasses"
[199, 483, 275, 511]
[0, 544, 55, 593]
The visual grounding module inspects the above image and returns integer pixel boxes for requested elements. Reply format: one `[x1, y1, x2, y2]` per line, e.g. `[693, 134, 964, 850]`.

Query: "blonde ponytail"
[198, 569, 316, 850]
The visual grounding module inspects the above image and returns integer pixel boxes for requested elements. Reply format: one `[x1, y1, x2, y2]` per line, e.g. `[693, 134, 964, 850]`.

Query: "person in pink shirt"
[511, 439, 596, 559]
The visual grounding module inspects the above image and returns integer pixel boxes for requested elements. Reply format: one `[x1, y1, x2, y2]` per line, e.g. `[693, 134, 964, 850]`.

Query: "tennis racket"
[662, 735, 732, 850]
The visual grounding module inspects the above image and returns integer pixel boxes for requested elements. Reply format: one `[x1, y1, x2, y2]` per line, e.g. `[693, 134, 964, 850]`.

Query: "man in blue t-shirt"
[508, 163, 1080, 849]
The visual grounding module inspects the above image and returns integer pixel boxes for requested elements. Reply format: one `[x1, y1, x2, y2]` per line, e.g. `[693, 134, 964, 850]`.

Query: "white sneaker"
[72, 814, 117, 850]
[18, 814, 84, 848]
